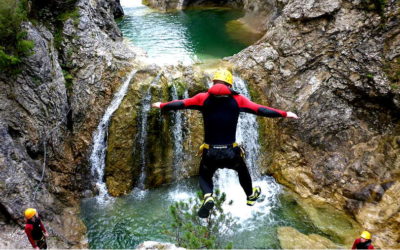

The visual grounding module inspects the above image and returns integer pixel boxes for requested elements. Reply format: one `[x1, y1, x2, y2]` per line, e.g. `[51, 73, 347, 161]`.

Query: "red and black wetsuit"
[161, 83, 287, 196]
[25, 217, 47, 249]
[352, 238, 374, 249]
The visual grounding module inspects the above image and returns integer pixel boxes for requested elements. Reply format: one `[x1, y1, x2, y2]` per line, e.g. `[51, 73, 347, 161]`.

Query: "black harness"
[356, 240, 372, 249]
[27, 218, 44, 240]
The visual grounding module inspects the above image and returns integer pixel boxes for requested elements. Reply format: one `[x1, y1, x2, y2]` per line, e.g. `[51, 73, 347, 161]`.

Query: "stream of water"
[89, 69, 137, 201]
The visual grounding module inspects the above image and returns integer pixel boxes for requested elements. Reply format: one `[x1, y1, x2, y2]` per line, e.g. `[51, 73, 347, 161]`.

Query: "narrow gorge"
[0, 0, 399, 249]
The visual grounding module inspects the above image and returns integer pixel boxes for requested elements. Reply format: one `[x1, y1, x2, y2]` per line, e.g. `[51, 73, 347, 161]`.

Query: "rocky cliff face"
[0, 0, 135, 247]
[229, 0, 399, 248]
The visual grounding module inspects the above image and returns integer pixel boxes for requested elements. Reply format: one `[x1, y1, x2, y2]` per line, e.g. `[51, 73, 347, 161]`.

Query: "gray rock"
[283, 0, 342, 20]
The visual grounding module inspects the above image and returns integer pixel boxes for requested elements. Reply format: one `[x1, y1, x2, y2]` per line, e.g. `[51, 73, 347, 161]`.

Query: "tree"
[0, 0, 34, 74]
[163, 190, 236, 249]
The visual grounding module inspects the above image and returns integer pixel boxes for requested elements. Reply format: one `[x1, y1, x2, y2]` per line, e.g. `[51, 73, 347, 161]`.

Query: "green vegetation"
[163, 190, 236, 249]
[0, 0, 34, 74]
[384, 57, 400, 89]
[58, 8, 80, 25]
[361, 0, 387, 15]
[62, 69, 73, 90]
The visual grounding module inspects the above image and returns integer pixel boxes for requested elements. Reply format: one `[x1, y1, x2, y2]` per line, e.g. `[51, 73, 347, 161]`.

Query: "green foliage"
[384, 57, 400, 89]
[163, 190, 236, 249]
[361, 0, 387, 15]
[62, 69, 73, 90]
[53, 7, 80, 50]
[57, 8, 80, 24]
[0, 0, 34, 74]
[29, 0, 78, 20]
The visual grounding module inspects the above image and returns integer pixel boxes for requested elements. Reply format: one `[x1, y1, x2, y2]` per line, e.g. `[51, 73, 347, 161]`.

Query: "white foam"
[120, 0, 143, 8]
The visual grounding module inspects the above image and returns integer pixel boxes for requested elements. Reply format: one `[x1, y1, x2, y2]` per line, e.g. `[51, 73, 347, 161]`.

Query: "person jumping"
[152, 69, 298, 218]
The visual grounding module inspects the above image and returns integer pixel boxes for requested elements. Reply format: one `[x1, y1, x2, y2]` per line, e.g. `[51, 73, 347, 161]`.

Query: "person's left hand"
[44, 232, 49, 237]
[152, 102, 161, 108]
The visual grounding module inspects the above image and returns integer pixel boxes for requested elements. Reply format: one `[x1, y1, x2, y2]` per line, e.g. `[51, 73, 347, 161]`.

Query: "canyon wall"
[0, 0, 136, 247]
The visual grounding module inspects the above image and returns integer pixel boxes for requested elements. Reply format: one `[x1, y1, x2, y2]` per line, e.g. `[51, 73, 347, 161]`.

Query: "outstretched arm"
[152, 93, 209, 111]
[233, 95, 299, 119]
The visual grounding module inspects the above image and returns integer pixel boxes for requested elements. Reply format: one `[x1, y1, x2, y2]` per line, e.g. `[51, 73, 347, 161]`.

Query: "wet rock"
[105, 66, 206, 195]
[278, 226, 340, 249]
[295, 197, 361, 245]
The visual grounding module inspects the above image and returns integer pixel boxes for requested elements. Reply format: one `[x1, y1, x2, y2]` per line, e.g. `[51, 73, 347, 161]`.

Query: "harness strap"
[199, 142, 239, 150]
[198, 142, 240, 156]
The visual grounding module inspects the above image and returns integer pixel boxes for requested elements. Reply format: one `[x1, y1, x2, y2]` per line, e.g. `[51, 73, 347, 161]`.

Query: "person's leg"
[199, 157, 217, 195]
[198, 150, 218, 218]
[236, 157, 253, 196]
[36, 238, 47, 249]
[230, 148, 261, 205]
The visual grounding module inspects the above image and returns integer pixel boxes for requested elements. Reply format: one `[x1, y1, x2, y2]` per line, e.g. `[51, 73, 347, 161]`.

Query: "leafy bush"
[0, 0, 34, 74]
[29, 0, 78, 20]
[360, 0, 387, 15]
[163, 190, 236, 249]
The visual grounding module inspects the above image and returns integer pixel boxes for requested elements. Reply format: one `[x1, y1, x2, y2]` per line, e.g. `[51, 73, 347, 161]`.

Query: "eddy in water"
[152, 69, 299, 218]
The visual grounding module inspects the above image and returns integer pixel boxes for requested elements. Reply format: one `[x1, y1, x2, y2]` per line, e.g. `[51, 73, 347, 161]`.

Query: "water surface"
[118, 1, 260, 64]
[81, 177, 329, 249]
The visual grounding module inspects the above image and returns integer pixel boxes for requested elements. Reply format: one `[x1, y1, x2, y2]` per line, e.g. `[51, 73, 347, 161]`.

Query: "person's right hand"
[35, 247, 40, 249]
[286, 112, 299, 119]
[152, 102, 161, 108]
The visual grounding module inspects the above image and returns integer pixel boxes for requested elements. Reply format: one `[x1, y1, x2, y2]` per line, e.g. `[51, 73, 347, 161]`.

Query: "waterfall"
[136, 74, 161, 189]
[177, 0, 185, 10]
[170, 85, 186, 179]
[233, 76, 261, 179]
[89, 69, 137, 201]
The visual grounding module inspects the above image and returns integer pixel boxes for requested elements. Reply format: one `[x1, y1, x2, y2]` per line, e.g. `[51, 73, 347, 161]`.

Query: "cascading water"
[233, 76, 261, 178]
[136, 74, 161, 189]
[170, 84, 186, 179]
[177, 0, 185, 10]
[89, 69, 137, 201]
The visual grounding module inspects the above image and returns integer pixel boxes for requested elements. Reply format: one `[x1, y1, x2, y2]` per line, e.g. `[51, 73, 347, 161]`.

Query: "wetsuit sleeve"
[351, 239, 360, 249]
[160, 93, 209, 111]
[25, 225, 37, 248]
[233, 95, 287, 117]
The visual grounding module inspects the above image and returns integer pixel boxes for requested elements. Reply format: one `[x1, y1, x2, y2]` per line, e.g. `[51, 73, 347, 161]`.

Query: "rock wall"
[230, 0, 400, 248]
[0, 0, 136, 247]
[105, 66, 207, 195]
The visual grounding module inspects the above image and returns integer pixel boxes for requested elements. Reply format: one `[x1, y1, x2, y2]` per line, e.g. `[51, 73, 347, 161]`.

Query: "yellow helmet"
[24, 208, 37, 219]
[360, 231, 371, 240]
[213, 69, 233, 85]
